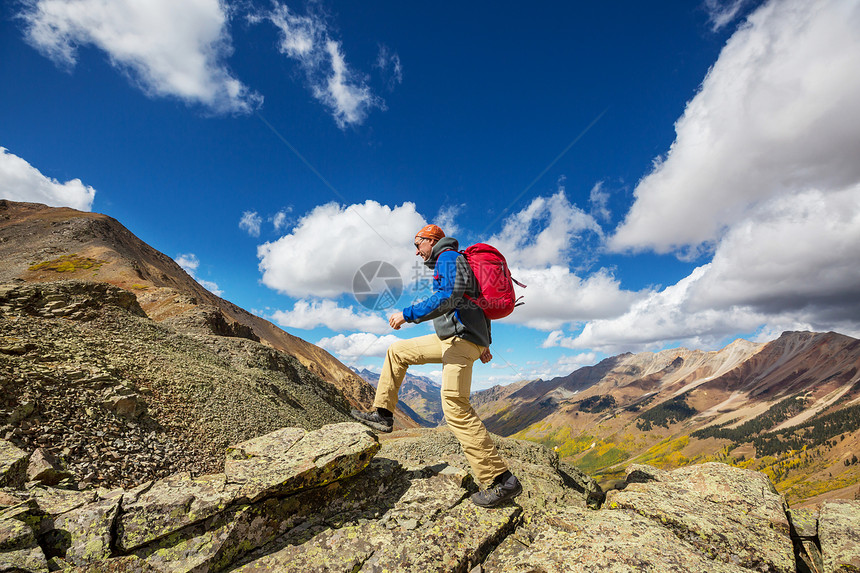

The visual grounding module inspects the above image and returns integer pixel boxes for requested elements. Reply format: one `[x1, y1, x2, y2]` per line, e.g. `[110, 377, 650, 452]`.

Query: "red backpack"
[460, 243, 526, 320]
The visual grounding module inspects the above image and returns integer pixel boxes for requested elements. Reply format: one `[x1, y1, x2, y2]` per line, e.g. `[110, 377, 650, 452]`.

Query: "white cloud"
[316, 332, 402, 363]
[575, 0, 860, 353]
[174, 253, 222, 296]
[539, 185, 860, 353]
[556, 352, 598, 371]
[434, 204, 464, 236]
[548, 267, 771, 354]
[174, 253, 200, 274]
[0, 147, 96, 211]
[488, 190, 603, 268]
[504, 266, 639, 330]
[473, 188, 638, 330]
[687, 185, 860, 320]
[588, 181, 612, 223]
[270, 209, 291, 232]
[271, 299, 389, 334]
[260, 2, 382, 128]
[239, 210, 262, 237]
[375, 44, 403, 90]
[704, 0, 754, 31]
[257, 200, 426, 298]
[611, 0, 860, 254]
[20, 0, 261, 114]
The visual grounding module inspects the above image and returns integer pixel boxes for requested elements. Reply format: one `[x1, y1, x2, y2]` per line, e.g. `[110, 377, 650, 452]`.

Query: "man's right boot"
[350, 409, 394, 433]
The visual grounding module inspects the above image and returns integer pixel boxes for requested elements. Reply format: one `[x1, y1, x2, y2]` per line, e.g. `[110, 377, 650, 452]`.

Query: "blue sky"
[2, 0, 860, 390]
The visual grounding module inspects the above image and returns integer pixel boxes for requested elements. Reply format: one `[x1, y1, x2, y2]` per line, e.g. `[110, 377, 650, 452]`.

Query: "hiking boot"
[471, 473, 523, 508]
[350, 409, 393, 433]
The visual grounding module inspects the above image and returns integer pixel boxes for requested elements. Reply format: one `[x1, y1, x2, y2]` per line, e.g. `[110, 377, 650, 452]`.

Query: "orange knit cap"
[415, 224, 445, 241]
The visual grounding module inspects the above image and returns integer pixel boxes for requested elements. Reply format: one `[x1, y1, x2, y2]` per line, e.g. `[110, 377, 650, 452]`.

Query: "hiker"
[351, 224, 522, 508]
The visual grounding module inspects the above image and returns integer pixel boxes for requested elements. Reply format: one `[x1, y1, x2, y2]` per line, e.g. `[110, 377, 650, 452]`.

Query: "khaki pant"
[373, 333, 509, 485]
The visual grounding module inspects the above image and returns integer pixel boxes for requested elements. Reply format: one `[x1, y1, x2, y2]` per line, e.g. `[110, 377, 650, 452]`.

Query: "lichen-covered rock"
[604, 462, 794, 573]
[0, 440, 29, 489]
[117, 473, 239, 552]
[42, 490, 122, 565]
[225, 422, 380, 503]
[27, 487, 98, 521]
[234, 488, 521, 572]
[26, 448, 73, 486]
[0, 516, 49, 572]
[819, 499, 860, 573]
[789, 506, 819, 539]
[482, 505, 748, 572]
[378, 428, 598, 512]
[64, 554, 161, 572]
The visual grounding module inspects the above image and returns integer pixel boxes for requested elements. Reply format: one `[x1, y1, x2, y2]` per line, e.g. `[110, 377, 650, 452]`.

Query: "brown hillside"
[0, 200, 417, 430]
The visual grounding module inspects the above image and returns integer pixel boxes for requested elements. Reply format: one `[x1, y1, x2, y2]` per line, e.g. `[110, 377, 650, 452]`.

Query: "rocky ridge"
[1, 423, 859, 572]
[0, 280, 357, 490]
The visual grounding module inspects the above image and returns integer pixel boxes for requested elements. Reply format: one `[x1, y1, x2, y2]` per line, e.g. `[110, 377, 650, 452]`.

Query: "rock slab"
[819, 499, 860, 573]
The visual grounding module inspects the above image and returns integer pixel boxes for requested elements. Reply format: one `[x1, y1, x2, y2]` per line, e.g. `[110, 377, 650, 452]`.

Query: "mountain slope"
[0, 200, 418, 430]
[0, 280, 357, 489]
[353, 368, 444, 426]
[474, 331, 860, 504]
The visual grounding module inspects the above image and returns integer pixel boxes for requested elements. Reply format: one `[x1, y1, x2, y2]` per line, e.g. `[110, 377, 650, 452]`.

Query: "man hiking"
[351, 224, 522, 508]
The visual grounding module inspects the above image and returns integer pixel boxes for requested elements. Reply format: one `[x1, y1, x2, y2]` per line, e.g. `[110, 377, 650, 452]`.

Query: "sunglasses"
[414, 237, 430, 249]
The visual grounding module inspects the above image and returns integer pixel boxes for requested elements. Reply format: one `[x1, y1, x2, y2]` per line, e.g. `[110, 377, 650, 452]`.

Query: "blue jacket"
[402, 237, 491, 348]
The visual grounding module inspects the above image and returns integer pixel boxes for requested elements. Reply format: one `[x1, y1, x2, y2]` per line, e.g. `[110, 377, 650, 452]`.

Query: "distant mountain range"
[352, 367, 444, 427]
[472, 331, 860, 505]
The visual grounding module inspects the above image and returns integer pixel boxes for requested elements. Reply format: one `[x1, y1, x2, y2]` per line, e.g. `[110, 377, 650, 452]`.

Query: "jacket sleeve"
[402, 251, 469, 323]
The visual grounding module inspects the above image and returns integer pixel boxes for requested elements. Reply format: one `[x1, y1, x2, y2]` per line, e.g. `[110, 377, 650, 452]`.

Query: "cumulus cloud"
[545, 267, 770, 354]
[271, 299, 389, 334]
[20, 0, 261, 114]
[0, 147, 95, 210]
[257, 200, 426, 298]
[504, 266, 639, 330]
[687, 185, 860, 319]
[174, 253, 222, 296]
[316, 332, 402, 363]
[569, 0, 860, 353]
[258, 2, 383, 128]
[488, 190, 603, 268]
[611, 0, 860, 255]
[239, 210, 262, 237]
[542, 184, 860, 353]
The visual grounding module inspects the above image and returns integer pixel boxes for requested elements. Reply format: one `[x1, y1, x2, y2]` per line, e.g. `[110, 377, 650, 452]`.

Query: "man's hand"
[389, 312, 406, 330]
[480, 348, 493, 364]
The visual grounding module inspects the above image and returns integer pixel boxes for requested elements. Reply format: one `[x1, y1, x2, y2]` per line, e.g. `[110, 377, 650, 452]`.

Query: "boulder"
[483, 504, 748, 572]
[0, 440, 29, 489]
[819, 499, 860, 573]
[101, 387, 146, 419]
[604, 462, 794, 573]
[26, 487, 98, 520]
[116, 473, 239, 552]
[26, 448, 73, 486]
[42, 490, 122, 565]
[232, 462, 521, 572]
[225, 422, 380, 502]
[0, 516, 48, 572]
